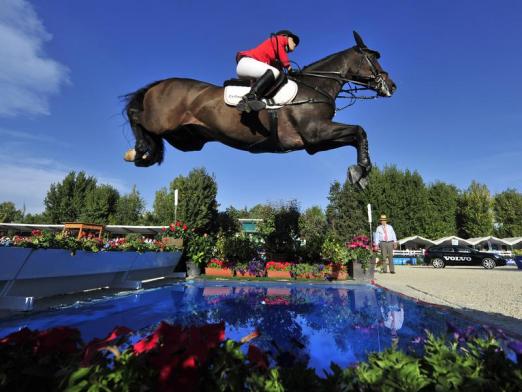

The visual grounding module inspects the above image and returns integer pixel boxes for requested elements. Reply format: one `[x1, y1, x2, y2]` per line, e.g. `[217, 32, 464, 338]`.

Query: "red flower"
[247, 344, 268, 369]
[82, 326, 132, 366]
[161, 227, 166, 232]
[182, 224, 187, 231]
[175, 221, 181, 227]
[35, 326, 81, 355]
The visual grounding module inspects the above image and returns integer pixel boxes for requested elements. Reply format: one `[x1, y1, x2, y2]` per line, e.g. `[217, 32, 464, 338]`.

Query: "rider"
[235, 30, 299, 113]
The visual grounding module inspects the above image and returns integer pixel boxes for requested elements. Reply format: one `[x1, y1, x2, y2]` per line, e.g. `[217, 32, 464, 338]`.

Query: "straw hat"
[379, 214, 388, 222]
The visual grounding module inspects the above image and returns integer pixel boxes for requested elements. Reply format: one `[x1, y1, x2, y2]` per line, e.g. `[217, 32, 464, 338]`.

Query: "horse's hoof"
[348, 165, 363, 185]
[124, 149, 136, 162]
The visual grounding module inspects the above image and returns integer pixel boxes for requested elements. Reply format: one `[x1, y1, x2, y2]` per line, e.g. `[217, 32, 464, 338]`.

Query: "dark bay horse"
[123, 31, 396, 188]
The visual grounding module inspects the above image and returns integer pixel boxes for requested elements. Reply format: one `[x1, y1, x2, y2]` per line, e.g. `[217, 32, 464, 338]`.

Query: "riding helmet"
[275, 30, 300, 46]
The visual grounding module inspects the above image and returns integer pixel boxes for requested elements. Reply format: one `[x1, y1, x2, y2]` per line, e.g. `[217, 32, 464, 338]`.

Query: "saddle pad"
[224, 80, 298, 109]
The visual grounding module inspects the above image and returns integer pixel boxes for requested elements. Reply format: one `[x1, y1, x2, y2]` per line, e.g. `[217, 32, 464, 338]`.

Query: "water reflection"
[0, 281, 470, 374]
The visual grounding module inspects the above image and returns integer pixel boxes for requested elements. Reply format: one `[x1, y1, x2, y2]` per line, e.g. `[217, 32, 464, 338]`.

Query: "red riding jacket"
[237, 35, 291, 69]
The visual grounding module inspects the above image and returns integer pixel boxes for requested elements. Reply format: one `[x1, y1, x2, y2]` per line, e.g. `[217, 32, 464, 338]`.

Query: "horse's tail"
[121, 80, 162, 118]
[121, 81, 165, 165]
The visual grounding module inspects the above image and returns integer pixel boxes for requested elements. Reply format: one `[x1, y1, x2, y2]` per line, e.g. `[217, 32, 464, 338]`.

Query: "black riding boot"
[236, 70, 276, 113]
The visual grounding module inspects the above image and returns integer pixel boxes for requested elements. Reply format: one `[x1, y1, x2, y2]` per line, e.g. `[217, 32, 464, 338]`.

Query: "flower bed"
[205, 259, 234, 277]
[266, 261, 293, 279]
[0, 323, 520, 391]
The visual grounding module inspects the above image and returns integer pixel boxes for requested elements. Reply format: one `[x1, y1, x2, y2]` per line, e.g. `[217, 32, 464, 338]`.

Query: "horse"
[123, 31, 396, 189]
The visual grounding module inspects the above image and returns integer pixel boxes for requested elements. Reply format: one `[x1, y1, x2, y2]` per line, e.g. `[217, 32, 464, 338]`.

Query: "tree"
[152, 168, 218, 233]
[43, 171, 97, 223]
[425, 182, 459, 238]
[493, 189, 522, 237]
[325, 180, 367, 241]
[114, 186, 145, 225]
[299, 206, 328, 262]
[457, 181, 494, 237]
[0, 202, 24, 223]
[80, 185, 120, 224]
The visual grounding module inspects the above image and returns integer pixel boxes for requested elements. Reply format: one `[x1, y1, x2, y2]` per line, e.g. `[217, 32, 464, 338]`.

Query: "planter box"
[295, 273, 323, 280]
[514, 256, 522, 270]
[204, 267, 234, 277]
[162, 237, 183, 248]
[348, 261, 374, 281]
[267, 270, 292, 279]
[0, 247, 182, 306]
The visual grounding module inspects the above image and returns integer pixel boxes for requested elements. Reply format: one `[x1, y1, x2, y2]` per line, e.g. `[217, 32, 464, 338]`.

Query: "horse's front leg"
[304, 122, 372, 189]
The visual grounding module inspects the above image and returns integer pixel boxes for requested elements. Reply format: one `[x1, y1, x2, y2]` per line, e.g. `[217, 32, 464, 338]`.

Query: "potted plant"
[346, 235, 374, 281]
[321, 236, 350, 280]
[159, 221, 188, 249]
[205, 259, 234, 277]
[266, 261, 293, 279]
[185, 233, 214, 278]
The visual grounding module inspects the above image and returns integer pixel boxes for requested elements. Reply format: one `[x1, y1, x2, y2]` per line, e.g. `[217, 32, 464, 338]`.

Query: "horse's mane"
[301, 47, 354, 71]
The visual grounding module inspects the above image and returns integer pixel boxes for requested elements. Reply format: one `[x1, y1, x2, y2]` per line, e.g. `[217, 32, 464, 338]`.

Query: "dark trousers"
[379, 242, 395, 272]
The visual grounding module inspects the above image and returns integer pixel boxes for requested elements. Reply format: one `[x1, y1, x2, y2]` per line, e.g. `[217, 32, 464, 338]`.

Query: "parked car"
[424, 245, 507, 269]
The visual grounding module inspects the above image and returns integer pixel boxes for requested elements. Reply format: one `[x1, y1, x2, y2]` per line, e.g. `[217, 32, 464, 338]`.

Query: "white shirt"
[374, 224, 397, 246]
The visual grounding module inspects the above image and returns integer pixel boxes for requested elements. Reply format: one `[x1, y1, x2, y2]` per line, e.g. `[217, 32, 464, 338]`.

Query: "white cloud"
[0, 0, 70, 117]
[0, 131, 130, 213]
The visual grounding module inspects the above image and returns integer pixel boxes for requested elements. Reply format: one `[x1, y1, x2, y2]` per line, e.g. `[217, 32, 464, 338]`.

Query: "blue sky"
[1, 0, 521, 213]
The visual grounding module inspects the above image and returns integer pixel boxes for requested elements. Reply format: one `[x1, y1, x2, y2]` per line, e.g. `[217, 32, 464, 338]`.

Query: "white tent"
[433, 236, 473, 246]
[398, 235, 435, 249]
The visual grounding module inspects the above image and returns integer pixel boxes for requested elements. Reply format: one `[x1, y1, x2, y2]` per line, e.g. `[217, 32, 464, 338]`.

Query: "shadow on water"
[0, 280, 517, 374]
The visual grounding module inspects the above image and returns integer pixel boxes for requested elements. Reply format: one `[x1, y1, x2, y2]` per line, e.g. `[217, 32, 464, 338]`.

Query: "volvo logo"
[443, 256, 472, 261]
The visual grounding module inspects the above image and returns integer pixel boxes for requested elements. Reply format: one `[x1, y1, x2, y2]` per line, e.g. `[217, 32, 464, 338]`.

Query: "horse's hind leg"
[127, 110, 164, 167]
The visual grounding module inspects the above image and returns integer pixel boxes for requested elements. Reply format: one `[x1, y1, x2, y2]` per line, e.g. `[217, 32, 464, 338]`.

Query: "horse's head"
[350, 31, 396, 97]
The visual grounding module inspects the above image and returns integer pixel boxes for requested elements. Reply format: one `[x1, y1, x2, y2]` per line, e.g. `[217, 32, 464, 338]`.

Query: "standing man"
[374, 214, 398, 273]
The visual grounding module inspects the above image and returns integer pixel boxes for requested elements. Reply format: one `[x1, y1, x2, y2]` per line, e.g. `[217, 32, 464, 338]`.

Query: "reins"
[286, 51, 384, 112]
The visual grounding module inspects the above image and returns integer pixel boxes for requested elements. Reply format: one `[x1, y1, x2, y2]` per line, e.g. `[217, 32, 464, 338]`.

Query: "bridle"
[288, 49, 390, 112]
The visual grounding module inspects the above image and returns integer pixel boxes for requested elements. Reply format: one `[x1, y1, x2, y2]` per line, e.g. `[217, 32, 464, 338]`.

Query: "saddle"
[223, 75, 298, 109]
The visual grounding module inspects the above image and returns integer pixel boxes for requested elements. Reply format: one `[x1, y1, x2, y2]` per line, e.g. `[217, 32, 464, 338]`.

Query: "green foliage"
[326, 180, 367, 242]
[2, 324, 521, 392]
[80, 184, 120, 224]
[298, 206, 327, 263]
[153, 168, 218, 233]
[0, 201, 24, 223]
[321, 235, 349, 265]
[249, 201, 300, 260]
[458, 181, 494, 237]
[113, 185, 145, 225]
[425, 182, 459, 238]
[220, 233, 258, 264]
[186, 234, 215, 266]
[43, 171, 97, 224]
[216, 207, 243, 235]
[493, 189, 522, 237]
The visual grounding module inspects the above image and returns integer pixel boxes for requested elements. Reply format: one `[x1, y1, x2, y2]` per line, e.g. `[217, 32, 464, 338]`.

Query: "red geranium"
[266, 261, 293, 271]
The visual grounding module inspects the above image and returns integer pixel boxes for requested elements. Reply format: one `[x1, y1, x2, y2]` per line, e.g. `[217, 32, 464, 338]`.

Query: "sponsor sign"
[443, 256, 472, 261]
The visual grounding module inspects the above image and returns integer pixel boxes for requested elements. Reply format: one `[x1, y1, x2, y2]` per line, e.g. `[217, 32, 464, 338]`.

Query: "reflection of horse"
[123, 32, 396, 188]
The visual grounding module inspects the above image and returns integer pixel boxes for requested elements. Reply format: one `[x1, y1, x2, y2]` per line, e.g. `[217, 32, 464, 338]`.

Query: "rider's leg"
[242, 70, 276, 112]
[236, 58, 279, 112]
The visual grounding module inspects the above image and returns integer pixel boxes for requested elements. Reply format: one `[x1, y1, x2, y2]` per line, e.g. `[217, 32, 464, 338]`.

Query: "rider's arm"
[276, 36, 291, 69]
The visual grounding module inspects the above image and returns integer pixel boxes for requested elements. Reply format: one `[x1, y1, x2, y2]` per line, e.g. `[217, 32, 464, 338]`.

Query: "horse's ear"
[353, 31, 367, 49]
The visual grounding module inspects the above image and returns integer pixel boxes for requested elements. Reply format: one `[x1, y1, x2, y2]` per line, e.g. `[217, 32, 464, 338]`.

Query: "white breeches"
[236, 57, 280, 80]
